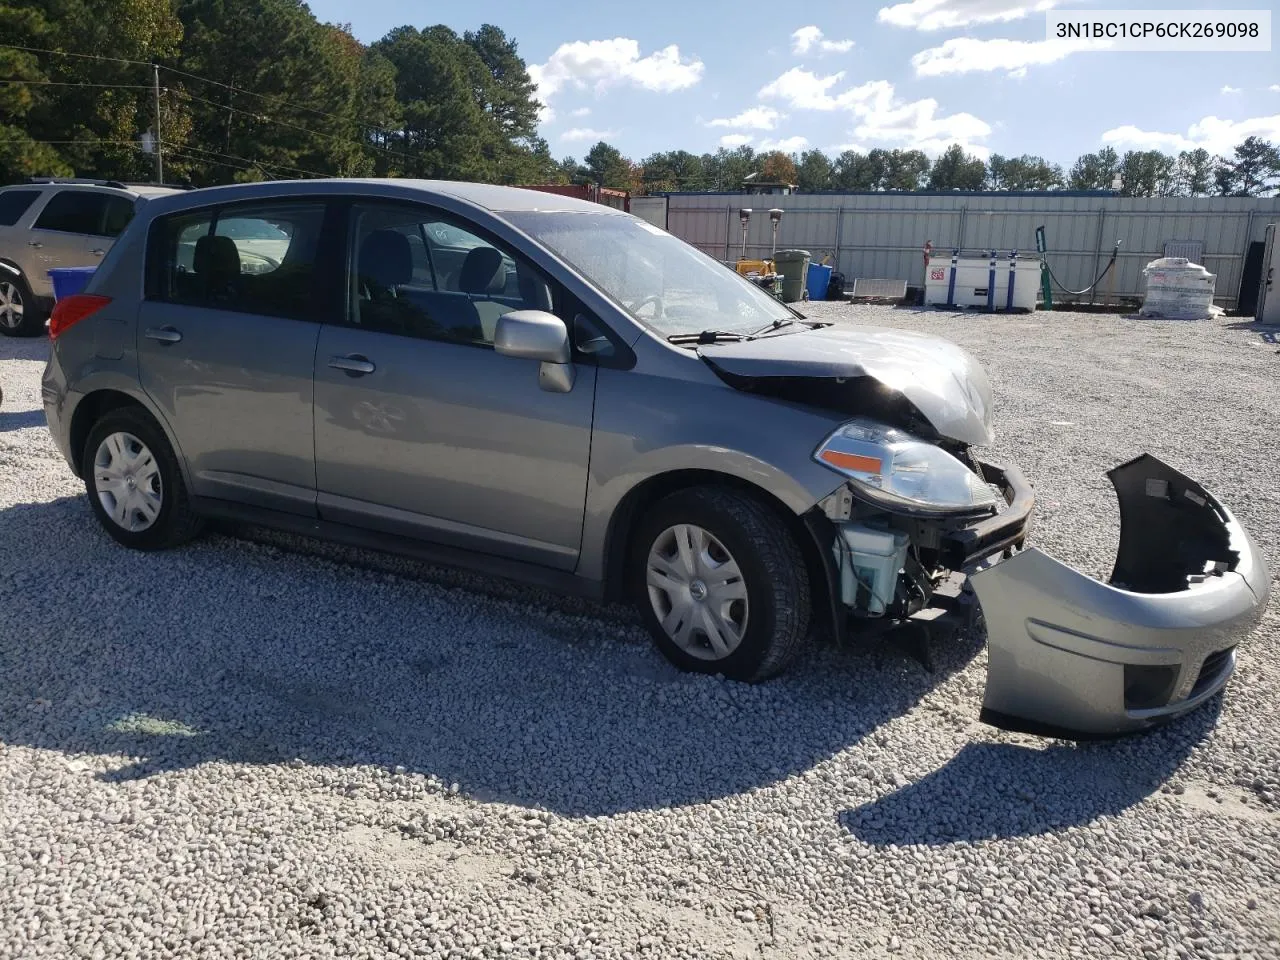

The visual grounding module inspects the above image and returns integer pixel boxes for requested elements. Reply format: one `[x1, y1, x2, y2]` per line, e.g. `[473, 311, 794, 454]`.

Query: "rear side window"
[147, 201, 326, 320]
[34, 191, 110, 234]
[0, 189, 40, 226]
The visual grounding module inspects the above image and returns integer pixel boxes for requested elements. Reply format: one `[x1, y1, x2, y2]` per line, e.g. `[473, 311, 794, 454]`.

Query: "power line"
[0, 43, 415, 168]
[0, 78, 152, 89]
[174, 87, 419, 165]
[166, 140, 330, 179]
[0, 43, 150, 68]
[0, 42, 393, 136]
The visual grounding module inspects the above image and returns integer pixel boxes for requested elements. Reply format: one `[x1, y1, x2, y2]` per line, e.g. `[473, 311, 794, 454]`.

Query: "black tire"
[83, 406, 204, 550]
[0, 271, 47, 337]
[630, 486, 811, 682]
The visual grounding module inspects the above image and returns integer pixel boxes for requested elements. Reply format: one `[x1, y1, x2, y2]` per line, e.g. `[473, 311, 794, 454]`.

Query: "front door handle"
[144, 326, 183, 344]
[328, 355, 376, 376]
[90, 248, 106, 257]
[27, 241, 43, 249]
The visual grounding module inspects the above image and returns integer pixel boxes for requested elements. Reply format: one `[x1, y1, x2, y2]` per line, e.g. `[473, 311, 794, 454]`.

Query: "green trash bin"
[773, 249, 811, 303]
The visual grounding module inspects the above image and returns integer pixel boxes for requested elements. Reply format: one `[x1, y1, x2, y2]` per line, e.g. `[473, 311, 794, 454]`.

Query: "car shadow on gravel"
[838, 702, 1220, 844]
[0, 409, 45, 431]
[0, 496, 983, 817]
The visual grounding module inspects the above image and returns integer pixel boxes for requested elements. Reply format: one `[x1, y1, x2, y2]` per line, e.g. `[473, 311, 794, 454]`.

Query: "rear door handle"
[144, 326, 183, 344]
[328, 355, 376, 375]
[90, 248, 106, 257]
[27, 241, 42, 249]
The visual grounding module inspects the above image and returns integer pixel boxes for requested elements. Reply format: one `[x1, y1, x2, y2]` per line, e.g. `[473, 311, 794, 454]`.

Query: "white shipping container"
[924, 255, 1040, 311]
[1139, 257, 1218, 320]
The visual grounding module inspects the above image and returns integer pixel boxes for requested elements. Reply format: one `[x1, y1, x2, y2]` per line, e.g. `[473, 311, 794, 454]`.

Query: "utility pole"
[152, 63, 164, 184]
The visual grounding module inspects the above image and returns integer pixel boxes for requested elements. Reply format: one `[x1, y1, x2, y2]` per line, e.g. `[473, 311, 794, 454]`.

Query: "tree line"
[624, 140, 1280, 197]
[1, 0, 560, 186]
[2, 0, 1278, 198]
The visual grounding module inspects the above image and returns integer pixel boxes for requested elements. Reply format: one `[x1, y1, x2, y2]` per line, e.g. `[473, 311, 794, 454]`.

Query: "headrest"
[193, 234, 240, 284]
[359, 229, 413, 288]
[459, 246, 504, 295]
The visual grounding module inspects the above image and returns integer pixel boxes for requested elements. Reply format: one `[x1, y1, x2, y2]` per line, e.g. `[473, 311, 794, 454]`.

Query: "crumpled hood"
[697, 324, 994, 447]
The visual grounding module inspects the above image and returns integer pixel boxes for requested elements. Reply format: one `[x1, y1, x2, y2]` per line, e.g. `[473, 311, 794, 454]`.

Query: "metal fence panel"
[660, 193, 1280, 306]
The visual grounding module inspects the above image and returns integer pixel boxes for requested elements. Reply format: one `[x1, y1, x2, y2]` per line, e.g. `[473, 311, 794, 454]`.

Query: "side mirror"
[494, 310, 570, 363]
[494, 310, 575, 393]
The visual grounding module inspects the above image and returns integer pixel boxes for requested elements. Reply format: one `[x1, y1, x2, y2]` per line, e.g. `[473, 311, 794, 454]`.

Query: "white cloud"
[707, 106, 783, 130]
[759, 68, 991, 156]
[570, 106, 591, 117]
[911, 36, 1106, 76]
[560, 127, 619, 143]
[718, 133, 754, 148]
[529, 38, 704, 111]
[879, 0, 1060, 31]
[791, 26, 855, 55]
[1271, 84, 1280, 93]
[1221, 85, 1242, 94]
[537, 104, 555, 124]
[759, 69, 895, 111]
[758, 136, 810, 152]
[1101, 114, 1280, 155]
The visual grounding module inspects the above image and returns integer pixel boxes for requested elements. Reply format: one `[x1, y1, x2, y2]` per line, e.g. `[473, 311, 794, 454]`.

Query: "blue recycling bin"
[806, 262, 832, 302]
[48, 266, 97, 301]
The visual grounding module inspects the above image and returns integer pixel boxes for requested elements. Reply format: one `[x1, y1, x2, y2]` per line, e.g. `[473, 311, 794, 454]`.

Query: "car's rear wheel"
[0, 273, 45, 338]
[83, 407, 203, 550]
[632, 486, 811, 682]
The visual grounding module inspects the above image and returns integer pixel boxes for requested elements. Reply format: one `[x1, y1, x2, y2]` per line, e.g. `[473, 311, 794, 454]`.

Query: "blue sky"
[306, 0, 1280, 165]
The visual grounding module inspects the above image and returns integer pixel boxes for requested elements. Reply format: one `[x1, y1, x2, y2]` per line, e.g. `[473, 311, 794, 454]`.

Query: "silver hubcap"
[645, 523, 749, 661]
[0, 282, 23, 329]
[94, 432, 163, 532]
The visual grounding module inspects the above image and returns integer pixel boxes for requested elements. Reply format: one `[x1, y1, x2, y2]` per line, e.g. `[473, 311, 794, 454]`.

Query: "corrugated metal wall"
[661, 193, 1280, 306]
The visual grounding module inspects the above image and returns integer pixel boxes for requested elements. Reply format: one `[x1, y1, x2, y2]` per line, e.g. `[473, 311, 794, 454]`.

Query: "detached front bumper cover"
[971, 454, 1269, 738]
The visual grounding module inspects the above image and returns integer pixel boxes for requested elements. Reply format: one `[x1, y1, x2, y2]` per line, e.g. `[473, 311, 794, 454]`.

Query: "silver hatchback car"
[42, 179, 1269, 737]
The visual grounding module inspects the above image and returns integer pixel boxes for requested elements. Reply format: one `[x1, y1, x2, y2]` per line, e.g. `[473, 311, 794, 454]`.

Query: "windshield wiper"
[666, 330, 750, 344]
[747, 317, 797, 337]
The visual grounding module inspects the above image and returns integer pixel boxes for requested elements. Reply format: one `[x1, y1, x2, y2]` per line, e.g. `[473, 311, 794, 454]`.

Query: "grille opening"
[1124, 664, 1179, 711]
[1191, 647, 1235, 697]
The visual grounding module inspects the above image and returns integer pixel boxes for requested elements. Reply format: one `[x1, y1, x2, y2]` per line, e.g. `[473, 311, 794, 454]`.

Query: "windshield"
[506, 211, 793, 337]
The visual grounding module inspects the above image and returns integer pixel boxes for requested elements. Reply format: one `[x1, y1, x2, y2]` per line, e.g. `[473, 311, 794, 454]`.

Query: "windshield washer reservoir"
[835, 523, 910, 616]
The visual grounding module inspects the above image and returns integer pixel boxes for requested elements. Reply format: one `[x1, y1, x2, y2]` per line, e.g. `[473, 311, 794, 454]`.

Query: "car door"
[312, 201, 597, 570]
[19, 189, 108, 297]
[137, 199, 334, 516]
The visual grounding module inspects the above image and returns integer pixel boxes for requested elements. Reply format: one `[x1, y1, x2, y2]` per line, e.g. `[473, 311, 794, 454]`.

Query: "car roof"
[135, 178, 629, 216]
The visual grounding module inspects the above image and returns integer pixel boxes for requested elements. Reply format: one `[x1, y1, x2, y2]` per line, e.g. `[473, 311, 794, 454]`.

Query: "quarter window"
[148, 202, 326, 320]
[348, 203, 553, 347]
[34, 192, 110, 235]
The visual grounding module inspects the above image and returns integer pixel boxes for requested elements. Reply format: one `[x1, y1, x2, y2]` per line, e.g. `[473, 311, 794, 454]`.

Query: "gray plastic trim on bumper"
[969, 454, 1269, 739]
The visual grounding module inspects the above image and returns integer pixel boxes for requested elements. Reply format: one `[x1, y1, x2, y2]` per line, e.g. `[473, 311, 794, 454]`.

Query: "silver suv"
[41, 179, 1268, 738]
[0, 178, 182, 336]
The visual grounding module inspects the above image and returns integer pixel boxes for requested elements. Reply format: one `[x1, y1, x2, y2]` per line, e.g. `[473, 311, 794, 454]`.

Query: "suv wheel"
[632, 486, 811, 682]
[83, 407, 204, 550]
[0, 273, 45, 337]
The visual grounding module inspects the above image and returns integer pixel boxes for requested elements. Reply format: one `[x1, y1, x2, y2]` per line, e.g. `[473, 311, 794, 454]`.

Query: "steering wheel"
[625, 293, 664, 317]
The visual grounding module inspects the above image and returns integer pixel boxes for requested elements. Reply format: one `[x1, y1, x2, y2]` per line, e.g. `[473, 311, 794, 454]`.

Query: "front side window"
[504, 211, 793, 338]
[148, 202, 325, 319]
[348, 203, 553, 347]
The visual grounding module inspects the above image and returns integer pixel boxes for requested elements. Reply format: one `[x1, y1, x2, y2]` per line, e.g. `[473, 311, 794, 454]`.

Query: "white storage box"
[925, 254, 1040, 311]
[1139, 257, 1218, 320]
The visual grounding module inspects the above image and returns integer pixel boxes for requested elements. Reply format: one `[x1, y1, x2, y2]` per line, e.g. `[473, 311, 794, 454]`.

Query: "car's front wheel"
[632, 486, 811, 682]
[0, 273, 46, 337]
[83, 407, 204, 550]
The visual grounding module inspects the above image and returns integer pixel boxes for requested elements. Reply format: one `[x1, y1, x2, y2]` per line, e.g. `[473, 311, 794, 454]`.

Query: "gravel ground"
[1, 305, 1278, 960]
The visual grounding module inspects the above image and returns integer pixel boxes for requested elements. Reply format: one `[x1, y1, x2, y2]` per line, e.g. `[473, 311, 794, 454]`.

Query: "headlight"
[813, 419, 998, 514]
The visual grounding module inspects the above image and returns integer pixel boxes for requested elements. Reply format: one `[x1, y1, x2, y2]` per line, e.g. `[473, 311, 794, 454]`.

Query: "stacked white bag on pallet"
[1139, 257, 1222, 320]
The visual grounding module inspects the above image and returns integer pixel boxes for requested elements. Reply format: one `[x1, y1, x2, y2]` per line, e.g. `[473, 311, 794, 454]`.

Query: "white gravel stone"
[2, 307, 1278, 960]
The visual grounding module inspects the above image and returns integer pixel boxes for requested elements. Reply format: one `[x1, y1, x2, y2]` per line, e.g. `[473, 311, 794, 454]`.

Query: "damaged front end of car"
[808, 450, 1269, 738]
